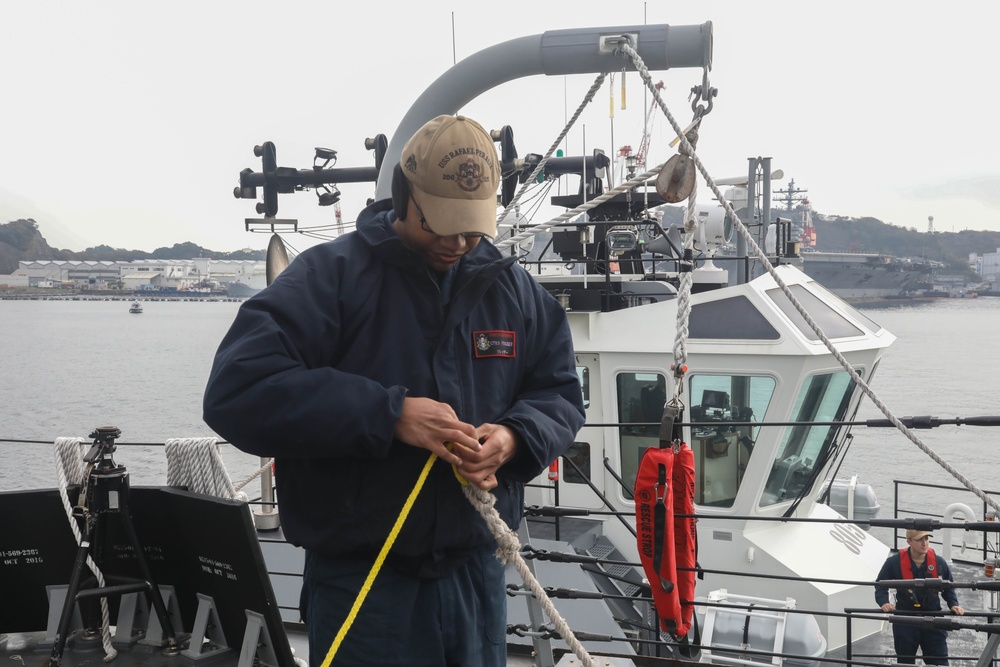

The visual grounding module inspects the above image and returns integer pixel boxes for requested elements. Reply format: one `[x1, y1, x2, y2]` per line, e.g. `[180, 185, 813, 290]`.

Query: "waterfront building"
[3, 259, 265, 291]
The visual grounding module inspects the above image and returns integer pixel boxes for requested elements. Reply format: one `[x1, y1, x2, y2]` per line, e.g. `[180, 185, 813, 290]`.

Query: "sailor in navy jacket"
[874, 550, 960, 613]
[202, 199, 586, 578]
[874, 530, 965, 665]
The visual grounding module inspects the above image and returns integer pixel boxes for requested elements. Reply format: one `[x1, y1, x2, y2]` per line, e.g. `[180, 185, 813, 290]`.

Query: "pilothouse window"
[761, 371, 855, 507]
[615, 371, 775, 507]
[690, 375, 775, 507]
[765, 285, 864, 340]
[616, 372, 667, 499]
[557, 365, 592, 485]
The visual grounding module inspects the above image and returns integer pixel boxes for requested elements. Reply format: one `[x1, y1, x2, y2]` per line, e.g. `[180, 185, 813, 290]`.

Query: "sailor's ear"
[391, 163, 409, 220]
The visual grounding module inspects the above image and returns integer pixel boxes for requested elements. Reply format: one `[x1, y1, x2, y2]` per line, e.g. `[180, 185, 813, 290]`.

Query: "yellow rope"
[447, 442, 470, 487]
[319, 450, 439, 667]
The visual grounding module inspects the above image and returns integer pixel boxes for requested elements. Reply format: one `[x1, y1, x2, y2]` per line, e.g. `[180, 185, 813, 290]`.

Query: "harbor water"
[2, 295, 1000, 519]
[0, 298, 261, 490]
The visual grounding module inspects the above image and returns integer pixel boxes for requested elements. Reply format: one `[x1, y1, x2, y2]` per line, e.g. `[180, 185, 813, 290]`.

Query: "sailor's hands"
[880, 603, 895, 612]
[392, 402, 518, 490]
[395, 397, 480, 466]
[453, 423, 518, 491]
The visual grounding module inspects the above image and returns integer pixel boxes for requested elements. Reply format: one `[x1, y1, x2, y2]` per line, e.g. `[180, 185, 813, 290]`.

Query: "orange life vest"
[634, 442, 697, 636]
[899, 547, 938, 608]
[900, 547, 938, 579]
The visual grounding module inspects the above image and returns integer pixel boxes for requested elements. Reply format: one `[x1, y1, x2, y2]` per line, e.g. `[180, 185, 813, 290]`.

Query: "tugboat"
[128, 299, 143, 314]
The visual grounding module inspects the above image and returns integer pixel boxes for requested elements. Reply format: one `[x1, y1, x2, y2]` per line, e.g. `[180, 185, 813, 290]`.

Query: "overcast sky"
[3, 1, 999, 253]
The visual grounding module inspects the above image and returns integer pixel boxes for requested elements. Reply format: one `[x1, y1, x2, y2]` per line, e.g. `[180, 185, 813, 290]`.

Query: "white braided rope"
[53, 437, 118, 662]
[462, 485, 599, 667]
[615, 41, 1000, 516]
[671, 174, 699, 395]
[492, 56, 682, 251]
[164, 437, 247, 500]
[495, 163, 666, 252]
[234, 458, 275, 494]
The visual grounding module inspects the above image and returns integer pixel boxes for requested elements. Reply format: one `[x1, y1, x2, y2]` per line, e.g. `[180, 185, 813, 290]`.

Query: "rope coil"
[165, 437, 247, 500]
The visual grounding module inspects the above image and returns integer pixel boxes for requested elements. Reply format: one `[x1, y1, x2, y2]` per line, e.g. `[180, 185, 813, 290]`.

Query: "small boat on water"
[4, 21, 1000, 667]
[128, 299, 142, 313]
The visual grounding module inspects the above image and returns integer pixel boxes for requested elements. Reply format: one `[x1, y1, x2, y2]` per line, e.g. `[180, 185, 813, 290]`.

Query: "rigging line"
[615, 41, 1000, 518]
[298, 223, 349, 233]
[585, 416, 1000, 428]
[670, 106, 705, 388]
[496, 82, 695, 247]
[496, 180, 556, 235]
[496, 162, 664, 251]
[539, 632, 871, 667]
[529, 548, 990, 593]
[529, 507, 1000, 533]
[531, 625, 890, 667]
[462, 484, 601, 667]
[561, 454, 636, 537]
[674, 174, 697, 392]
[496, 73, 607, 225]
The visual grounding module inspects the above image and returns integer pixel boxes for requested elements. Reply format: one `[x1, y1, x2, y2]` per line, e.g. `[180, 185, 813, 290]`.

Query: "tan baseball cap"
[906, 529, 932, 540]
[399, 115, 501, 237]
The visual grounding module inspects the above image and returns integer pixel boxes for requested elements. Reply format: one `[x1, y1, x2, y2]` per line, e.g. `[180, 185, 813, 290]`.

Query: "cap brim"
[411, 183, 497, 238]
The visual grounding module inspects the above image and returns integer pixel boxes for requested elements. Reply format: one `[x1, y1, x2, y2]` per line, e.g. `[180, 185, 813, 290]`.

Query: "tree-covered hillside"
[812, 213, 999, 277]
[0, 219, 265, 275]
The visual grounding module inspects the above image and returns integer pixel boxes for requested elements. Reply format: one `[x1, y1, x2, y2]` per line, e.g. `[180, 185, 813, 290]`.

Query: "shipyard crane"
[617, 80, 664, 181]
[635, 80, 664, 168]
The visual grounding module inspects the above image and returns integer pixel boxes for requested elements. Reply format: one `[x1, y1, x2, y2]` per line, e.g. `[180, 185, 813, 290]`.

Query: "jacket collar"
[356, 199, 516, 277]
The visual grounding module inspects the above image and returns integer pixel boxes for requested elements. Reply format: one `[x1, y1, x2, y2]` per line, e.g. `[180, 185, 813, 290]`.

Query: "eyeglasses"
[410, 195, 490, 241]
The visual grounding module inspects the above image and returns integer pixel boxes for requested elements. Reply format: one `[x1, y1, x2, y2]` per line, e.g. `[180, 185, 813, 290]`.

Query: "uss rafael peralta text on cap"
[399, 115, 501, 238]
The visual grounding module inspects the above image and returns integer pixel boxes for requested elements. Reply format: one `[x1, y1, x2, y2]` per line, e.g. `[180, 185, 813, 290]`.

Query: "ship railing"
[238, 441, 1000, 662]
[10, 436, 1000, 665]
[843, 607, 1000, 666]
[891, 479, 1000, 567]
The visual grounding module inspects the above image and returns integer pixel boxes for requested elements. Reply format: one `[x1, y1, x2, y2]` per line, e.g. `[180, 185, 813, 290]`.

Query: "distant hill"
[0, 219, 265, 275]
[811, 213, 998, 278]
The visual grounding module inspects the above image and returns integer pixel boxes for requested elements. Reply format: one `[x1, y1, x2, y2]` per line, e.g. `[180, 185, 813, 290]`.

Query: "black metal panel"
[0, 487, 295, 667]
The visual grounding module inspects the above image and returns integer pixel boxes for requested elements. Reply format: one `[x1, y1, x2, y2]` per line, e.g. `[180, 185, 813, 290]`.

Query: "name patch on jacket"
[473, 330, 516, 358]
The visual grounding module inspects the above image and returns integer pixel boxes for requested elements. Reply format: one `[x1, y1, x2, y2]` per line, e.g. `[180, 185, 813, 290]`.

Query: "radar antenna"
[773, 178, 808, 211]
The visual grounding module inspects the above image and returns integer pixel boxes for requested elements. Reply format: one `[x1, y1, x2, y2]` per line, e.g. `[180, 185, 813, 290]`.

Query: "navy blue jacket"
[874, 549, 960, 611]
[203, 200, 586, 577]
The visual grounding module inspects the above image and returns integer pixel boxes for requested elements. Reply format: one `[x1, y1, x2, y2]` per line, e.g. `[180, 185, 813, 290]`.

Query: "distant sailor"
[874, 529, 965, 665]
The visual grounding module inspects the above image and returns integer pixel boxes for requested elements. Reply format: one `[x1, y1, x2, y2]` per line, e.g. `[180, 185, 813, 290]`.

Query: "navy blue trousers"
[300, 544, 507, 667]
[893, 624, 949, 665]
